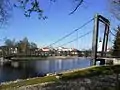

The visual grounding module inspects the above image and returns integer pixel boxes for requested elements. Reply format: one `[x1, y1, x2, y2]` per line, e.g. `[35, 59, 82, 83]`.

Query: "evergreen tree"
[112, 26, 120, 57]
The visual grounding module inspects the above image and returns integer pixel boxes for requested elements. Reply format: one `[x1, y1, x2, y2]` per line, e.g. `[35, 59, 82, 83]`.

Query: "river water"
[0, 57, 91, 83]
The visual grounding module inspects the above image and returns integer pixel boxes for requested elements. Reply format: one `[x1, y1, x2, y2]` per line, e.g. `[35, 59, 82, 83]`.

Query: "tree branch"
[69, 0, 84, 15]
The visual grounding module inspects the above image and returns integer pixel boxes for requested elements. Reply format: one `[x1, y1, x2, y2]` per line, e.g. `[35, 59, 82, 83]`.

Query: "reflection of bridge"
[0, 14, 119, 65]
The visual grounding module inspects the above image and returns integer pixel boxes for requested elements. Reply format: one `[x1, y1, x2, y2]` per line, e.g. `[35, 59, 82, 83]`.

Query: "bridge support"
[91, 14, 110, 65]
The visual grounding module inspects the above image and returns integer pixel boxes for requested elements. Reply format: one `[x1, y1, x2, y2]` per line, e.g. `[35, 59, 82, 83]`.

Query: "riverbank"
[11, 56, 82, 61]
[0, 65, 120, 90]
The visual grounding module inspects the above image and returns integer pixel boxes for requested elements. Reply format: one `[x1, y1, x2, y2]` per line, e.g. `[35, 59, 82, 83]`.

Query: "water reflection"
[0, 57, 90, 83]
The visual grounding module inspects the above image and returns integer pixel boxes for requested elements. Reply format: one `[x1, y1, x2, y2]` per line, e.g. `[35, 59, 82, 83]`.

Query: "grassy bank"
[0, 65, 120, 90]
[0, 76, 58, 90]
[61, 65, 120, 80]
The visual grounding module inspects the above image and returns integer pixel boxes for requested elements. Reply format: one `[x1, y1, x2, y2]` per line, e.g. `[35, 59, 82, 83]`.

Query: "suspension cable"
[56, 30, 92, 48]
[47, 18, 94, 47]
[110, 30, 116, 37]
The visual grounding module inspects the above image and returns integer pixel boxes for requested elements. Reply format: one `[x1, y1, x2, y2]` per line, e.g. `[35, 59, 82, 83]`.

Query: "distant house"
[41, 47, 50, 52]
[35, 47, 81, 56]
[10, 47, 18, 54]
[71, 49, 79, 56]
[0, 46, 18, 56]
[57, 47, 72, 51]
[56, 47, 80, 56]
[40, 47, 50, 56]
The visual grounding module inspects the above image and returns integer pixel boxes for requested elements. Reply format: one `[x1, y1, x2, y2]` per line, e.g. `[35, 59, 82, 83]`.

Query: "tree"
[30, 42, 37, 49]
[1, 0, 120, 26]
[20, 37, 30, 53]
[0, 0, 12, 26]
[14, 37, 38, 54]
[14, 37, 29, 54]
[84, 50, 91, 57]
[112, 26, 120, 57]
[109, 0, 120, 20]
[0, 0, 84, 26]
[3, 37, 38, 55]
[4, 38, 15, 47]
[14, 0, 46, 19]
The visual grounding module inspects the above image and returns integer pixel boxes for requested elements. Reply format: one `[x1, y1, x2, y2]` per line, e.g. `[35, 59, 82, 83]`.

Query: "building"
[55, 47, 80, 56]
[40, 47, 51, 56]
[41, 47, 50, 52]
[0, 46, 18, 57]
[71, 49, 79, 56]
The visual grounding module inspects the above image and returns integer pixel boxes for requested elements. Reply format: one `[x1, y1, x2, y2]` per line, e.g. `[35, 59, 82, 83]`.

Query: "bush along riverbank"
[0, 65, 120, 90]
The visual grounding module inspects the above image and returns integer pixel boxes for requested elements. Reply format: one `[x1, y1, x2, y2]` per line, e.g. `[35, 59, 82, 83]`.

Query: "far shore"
[10, 56, 90, 61]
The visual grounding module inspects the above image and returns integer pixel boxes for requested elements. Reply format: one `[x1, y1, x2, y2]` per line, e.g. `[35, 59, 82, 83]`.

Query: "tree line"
[4, 37, 38, 54]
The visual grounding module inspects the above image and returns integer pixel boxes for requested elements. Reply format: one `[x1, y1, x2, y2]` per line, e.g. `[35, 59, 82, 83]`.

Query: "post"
[91, 14, 99, 65]
[91, 14, 110, 65]
[101, 24, 107, 57]
[104, 24, 110, 56]
[99, 17, 110, 57]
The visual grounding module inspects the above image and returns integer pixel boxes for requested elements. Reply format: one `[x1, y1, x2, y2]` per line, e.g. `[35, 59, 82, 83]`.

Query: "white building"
[41, 47, 50, 52]
[57, 47, 73, 51]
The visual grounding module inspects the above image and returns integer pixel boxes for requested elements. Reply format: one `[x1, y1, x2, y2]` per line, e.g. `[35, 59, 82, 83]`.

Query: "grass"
[0, 65, 120, 90]
[60, 65, 120, 80]
[0, 76, 58, 90]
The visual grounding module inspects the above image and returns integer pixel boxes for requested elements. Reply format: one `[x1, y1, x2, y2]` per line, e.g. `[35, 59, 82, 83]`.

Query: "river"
[0, 57, 91, 83]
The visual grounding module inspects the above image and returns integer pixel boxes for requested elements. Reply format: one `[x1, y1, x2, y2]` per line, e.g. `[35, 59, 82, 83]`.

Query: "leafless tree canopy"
[69, 0, 84, 15]
[0, 0, 12, 27]
[3, 0, 120, 26]
[109, 0, 120, 20]
[14, 0, 84, 18]
[0, 0, 84, 26]
[14, 0, 47, 19]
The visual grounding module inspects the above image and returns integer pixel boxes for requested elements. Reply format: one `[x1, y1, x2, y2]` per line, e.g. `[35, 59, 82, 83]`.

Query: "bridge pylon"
[91, 14, 110, 65]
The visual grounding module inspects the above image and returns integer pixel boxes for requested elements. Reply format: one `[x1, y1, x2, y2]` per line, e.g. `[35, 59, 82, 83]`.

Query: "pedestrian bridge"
[0, 14, 118, 66]
[94, 58, 120, 65]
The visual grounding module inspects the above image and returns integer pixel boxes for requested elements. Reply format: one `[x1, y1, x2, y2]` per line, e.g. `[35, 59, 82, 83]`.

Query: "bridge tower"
[91, 14, 110, 65]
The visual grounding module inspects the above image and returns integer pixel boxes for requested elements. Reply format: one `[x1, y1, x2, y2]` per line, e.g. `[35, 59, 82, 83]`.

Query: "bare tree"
[2, 0, 120, 25]
[69, 0, 84, 15]
[109, 0, 120, 20]
[0, 0, 84, 26]
[14, 0, 47, 19]
[0, 0, 12, 27]
[14, 0, 84, 18]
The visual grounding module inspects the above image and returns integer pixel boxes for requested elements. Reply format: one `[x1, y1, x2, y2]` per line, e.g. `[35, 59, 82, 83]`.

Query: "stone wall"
[18, 74, 120, 90]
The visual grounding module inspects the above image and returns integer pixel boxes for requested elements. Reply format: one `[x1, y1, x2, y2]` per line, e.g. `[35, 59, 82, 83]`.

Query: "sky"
[0, 0, 119, 50]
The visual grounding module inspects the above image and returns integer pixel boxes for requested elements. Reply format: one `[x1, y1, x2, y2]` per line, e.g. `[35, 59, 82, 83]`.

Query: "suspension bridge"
[45, 14, 116, 65]
[0, 14, 119, 65]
